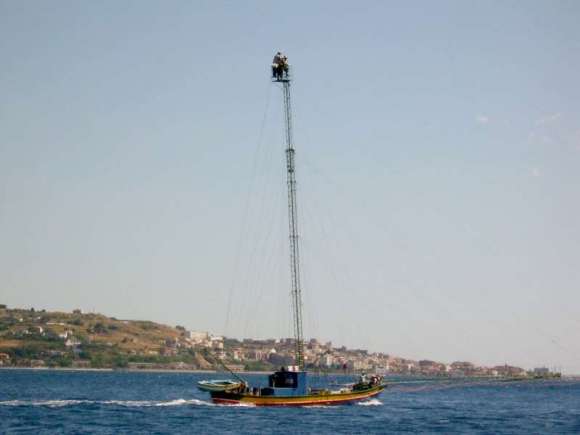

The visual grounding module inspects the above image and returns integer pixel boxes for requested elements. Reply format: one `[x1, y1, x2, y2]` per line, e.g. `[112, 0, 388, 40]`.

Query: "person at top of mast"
[272, 51, 282, 79]
[272, 51, 288, 80]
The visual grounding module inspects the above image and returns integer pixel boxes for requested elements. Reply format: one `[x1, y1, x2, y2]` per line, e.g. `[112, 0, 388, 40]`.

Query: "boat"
[197, 379, 243, 393]
[198, 54, 386, 406]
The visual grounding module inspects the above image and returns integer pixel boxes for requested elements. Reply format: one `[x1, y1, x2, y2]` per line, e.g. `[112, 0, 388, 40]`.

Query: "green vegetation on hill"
[0, 306, 212, 370]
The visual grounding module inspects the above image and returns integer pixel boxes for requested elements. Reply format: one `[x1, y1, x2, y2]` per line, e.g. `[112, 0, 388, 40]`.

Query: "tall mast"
[273, 59, 304, 370]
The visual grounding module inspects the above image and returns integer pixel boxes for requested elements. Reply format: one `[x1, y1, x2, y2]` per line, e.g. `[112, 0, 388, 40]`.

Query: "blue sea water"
[1, 369, 579, 434]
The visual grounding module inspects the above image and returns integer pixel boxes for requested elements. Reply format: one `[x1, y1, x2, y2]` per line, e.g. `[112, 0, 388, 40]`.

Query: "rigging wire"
[223, 80, 272, 338]
[299, 160, 378, 351]
[221, 72, 577, 373]
[202, 348, 247, 384]
[234, 128, 280, 337]
[299, 156, 579, 369]
[225, 78, 290, 342]
[242, 184, 285, 336]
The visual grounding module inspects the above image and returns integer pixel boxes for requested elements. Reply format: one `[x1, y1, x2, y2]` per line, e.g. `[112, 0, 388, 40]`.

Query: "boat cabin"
[259, 370, 307, 396]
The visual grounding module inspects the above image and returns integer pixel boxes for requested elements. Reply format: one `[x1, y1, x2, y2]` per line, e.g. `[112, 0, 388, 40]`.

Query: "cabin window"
[269, 371, 298, 388]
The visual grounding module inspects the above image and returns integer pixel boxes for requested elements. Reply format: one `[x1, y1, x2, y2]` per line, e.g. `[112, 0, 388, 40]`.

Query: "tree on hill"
[91, 322, 107, 334]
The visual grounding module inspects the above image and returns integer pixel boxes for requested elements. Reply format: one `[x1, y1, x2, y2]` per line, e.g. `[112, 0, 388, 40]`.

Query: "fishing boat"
[197, 379, 243, 393]
[198, 54, 386, 406]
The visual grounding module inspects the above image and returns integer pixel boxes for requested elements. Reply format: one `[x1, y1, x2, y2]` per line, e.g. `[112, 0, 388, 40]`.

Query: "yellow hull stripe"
[213, 386, 384, 406]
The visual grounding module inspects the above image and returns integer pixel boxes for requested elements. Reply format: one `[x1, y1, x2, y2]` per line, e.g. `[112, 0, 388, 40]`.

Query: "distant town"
[0, 305, 560, 379]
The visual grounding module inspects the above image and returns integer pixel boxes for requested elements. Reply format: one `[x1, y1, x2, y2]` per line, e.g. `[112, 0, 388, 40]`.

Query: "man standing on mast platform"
[272, 51, 289, 80]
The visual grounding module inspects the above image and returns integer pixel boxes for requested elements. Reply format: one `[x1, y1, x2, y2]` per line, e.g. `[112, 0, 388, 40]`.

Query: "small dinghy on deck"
[197, 379, 243, 393]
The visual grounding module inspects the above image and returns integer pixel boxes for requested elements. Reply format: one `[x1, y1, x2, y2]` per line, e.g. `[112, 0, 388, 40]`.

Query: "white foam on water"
[102, 399, 215, 407]
[357, 398, 383, 406]
[102, 400, 157, 407]
[155, 399, 212, 407]
[1, 398, 382, 408]
[0, 400, 90, 408]
[0, 398, 215, 408]
[43, 400, 90, 408]
[214, 402, 256, 408]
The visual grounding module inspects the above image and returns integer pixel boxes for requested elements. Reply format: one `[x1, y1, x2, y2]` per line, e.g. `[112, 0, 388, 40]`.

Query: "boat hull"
[210, 385, 384, 406]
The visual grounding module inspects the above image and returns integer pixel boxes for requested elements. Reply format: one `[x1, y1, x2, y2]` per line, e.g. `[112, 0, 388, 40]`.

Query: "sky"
[1, 1, 579, 373]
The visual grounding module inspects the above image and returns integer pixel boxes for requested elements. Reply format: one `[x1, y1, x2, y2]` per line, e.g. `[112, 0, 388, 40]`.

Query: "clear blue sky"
[1, 1, 579, 372]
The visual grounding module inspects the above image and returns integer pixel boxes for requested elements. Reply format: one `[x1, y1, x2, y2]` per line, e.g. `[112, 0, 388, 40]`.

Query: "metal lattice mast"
[277, 67, 304, 370]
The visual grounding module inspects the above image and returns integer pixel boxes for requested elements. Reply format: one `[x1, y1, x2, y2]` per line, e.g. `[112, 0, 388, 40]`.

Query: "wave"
[1, 398, 380, 408]
[357, 398, 383, 406]
[0, 398, 214, 408]
[0, 400, 92, 408]
[215, 402, 256, 408]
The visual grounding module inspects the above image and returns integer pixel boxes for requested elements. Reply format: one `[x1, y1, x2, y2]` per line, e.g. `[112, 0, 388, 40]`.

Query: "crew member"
[272, 51, 283, 78]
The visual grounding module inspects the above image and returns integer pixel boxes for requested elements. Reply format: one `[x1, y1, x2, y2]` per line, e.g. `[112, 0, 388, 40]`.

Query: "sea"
[1, 369, 579, 434]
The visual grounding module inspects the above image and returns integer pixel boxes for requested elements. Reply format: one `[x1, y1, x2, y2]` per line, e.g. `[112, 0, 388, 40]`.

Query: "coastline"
[0, 366, 275, 375]
[1, 366, 577, 379]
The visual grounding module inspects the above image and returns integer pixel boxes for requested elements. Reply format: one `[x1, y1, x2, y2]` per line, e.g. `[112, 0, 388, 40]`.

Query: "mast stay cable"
[223, 82, 272, 338]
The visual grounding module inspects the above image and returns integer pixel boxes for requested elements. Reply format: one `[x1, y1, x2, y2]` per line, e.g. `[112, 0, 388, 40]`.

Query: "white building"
[59, 330, 72, 340]
[65, 337, 81, 347]
[188, 331, 209, 343]
[322, 354, 334, 367]
[210, 336, 224, 350]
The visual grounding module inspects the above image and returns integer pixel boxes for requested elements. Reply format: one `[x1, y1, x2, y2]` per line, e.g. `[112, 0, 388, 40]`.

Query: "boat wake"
[215, 402, 256, 408]
[1, 398, 380, 408]
[0, 400, 91, 408]
[357, 399, 383, 406]
[0, 398, 217, 408]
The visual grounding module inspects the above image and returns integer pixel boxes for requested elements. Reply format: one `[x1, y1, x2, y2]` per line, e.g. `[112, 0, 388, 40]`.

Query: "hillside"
[0, 305, 213, 369]
[0, 305, 552, 379]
